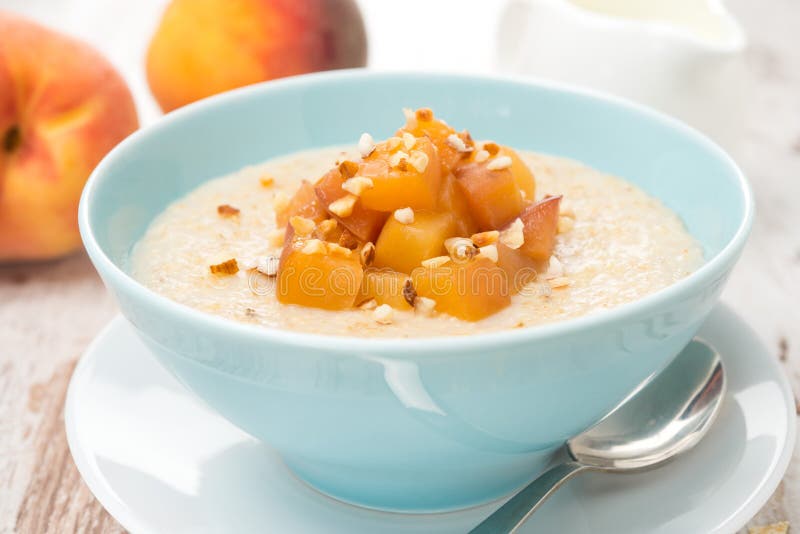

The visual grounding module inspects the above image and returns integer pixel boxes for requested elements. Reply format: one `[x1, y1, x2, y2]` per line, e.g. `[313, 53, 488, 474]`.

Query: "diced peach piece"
[276, 180, 327, 227]
[277, 239, 363, 310]
[359, 268, 413, 310]
[437, 173, 478, 236]
[314, 167, 388, 243]
[400, 108, 472, 173]
[454, 161, 524, 231]
[499, 146, 535, 200]
[519, 196, 562, 261]
[374, 211, 457, 274]
[412, 257, 511, 321]
[496, 243, 539, 294]
[357, 136, 442, 211]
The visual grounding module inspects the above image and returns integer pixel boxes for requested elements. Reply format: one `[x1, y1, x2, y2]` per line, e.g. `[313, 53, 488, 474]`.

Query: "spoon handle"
[469, 461, 588, 534]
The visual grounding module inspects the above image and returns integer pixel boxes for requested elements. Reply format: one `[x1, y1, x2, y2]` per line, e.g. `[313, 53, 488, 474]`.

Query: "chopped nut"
[268, 228, 286, 248]
[289, 215, 316, 236]
[338, 229, 360, 250]
[548, 276, 570, 288]
[358, 132, 376, 157]
[470, 230, 499, 247]
[393, 207, 415, 224]
[338, 160, 359, 179]
[446, 133, 472, 153]
[402, 279, 417, 306]
[389, 150, 410, 168]
[402, 132, 416, 151]
[413, 296, 436, 316]
[373, 303, 394, 324]
[316, 218, 338, 238]
[444, 237, 478, 262]
[273, 192, 290, 217]
[210, 258, 239, 275]
[328, 194, 357, 217]
[444, 237, 472, 252]
[474, 149, 490, 163]
[217, 204, 240, 217]
[483, 142, 500, 155]
[557, 216, 575, 233]
[256, 256, 280, 276]
[396, 158, 409, 171]
[486, 155, 513, 171]
[478, 244, 499, 263]
[328, 243, 354, 258]
[544, 256, 564, 279]
[360, 241, 376, 266]
[259, 176, 275, 187]
[359, 298, 378, 310]
[415, 108, 433, 121]
[300, 239, 327, 255]
[408, 150, 429, 173]
[499, 218, 524, 249]
[342, 176, 374, 196]
[402, 108, 415, 121]
[386, 136, 402, 151]
[421, 255, 451, 268]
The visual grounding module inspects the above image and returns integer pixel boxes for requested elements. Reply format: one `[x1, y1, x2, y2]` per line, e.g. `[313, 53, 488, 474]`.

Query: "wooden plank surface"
[0, 0, 798, 532]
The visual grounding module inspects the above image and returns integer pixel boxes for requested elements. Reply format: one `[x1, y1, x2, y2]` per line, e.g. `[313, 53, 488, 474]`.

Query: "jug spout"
[565, 0, 745, 52]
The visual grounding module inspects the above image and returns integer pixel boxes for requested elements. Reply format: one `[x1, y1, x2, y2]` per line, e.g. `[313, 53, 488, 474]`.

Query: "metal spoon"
[469, 339, 725, 534]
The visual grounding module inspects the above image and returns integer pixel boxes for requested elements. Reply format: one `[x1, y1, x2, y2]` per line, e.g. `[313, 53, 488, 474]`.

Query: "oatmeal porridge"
[131, 109, 703, 337]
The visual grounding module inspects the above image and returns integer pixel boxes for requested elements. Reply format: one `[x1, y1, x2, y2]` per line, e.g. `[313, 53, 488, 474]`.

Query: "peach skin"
[146, 0, 368, 112]
[0, 12, 139, 262]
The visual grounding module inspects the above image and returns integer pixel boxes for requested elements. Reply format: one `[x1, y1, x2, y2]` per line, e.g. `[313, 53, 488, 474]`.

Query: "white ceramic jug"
[496, 0, 748, 151]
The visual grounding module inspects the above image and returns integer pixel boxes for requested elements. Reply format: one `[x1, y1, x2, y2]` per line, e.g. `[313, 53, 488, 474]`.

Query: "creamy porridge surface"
[130, 146, 703, 338]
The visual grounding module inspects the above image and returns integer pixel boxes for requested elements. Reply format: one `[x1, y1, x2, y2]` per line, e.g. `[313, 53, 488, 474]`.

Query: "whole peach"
[146, 0, 368, 112]
[0, 12, 139, 262]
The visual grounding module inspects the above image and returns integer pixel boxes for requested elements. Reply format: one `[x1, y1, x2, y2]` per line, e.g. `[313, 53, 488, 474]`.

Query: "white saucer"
[66, 305, 796, 534]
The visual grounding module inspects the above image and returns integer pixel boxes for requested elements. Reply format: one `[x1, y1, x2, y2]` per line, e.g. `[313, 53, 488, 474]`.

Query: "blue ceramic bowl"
[79, 70, 752, 512]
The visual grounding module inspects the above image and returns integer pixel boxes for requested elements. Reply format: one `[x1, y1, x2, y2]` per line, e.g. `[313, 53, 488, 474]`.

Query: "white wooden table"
[0, 0, 797, 532]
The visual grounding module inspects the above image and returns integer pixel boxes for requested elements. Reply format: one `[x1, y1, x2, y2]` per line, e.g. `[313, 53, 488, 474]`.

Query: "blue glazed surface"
[79, 70, 753, 512]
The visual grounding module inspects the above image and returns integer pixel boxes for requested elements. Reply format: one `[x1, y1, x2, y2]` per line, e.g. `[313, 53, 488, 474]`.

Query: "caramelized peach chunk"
[277, 239, 363, 310]
[272, 107, 556, 321]
[499, 145, 536, 200]
[400, 108, 473, 173]
[412, 257, 511, 321]
[359, 268, 413, 310]
[454, 161, 524, 231]
[276, 180, 327, 227]
[315, 167, 388, 243]
[518, 196, 562, 261]
[496, 243, 539, 294]
[437, 172, 478, 236]
[374, 211, 457, 274]
[357, 136, 442, 211]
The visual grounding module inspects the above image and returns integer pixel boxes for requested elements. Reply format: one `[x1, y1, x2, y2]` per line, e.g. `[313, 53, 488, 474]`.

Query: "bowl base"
[281, 449, 560, 513]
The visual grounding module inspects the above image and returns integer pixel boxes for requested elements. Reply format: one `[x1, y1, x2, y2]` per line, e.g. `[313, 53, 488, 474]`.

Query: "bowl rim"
[79, 69, 754, 354]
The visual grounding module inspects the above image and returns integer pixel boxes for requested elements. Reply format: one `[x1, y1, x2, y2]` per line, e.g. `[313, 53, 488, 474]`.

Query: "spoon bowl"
[570, 339, 725, 471]
[471, 339, 725, 533]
